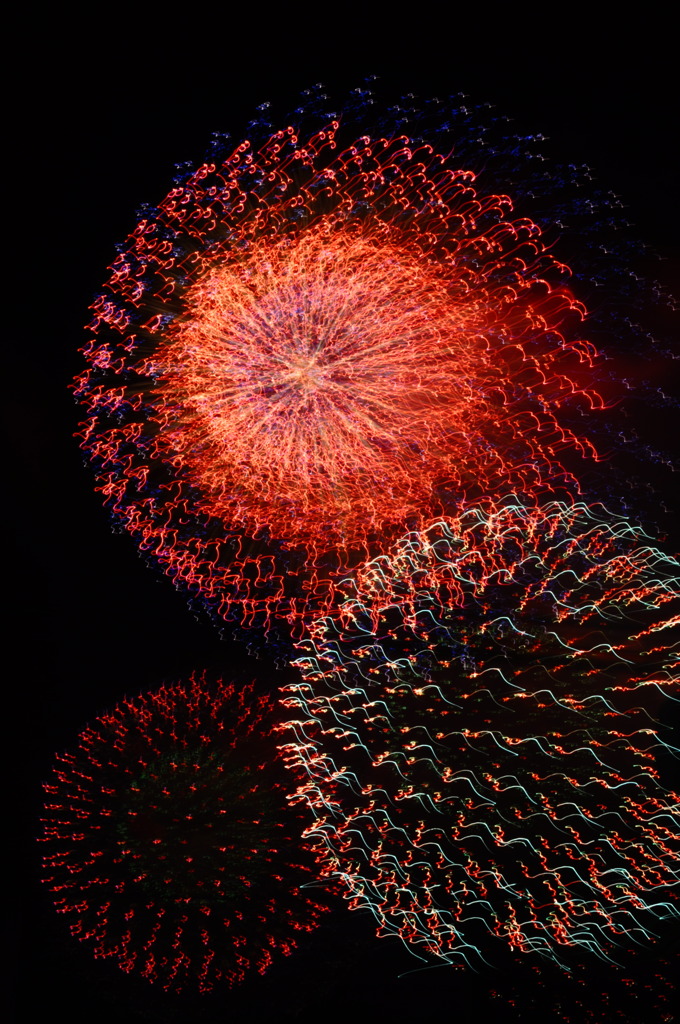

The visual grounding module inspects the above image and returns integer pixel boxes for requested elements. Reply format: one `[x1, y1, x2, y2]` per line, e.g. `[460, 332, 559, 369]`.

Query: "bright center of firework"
[154, 227, 486, 547]
[286, 354, 321, 390]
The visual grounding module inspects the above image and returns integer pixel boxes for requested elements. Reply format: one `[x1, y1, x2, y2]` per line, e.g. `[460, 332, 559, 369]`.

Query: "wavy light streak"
[280, 501, 680, 969]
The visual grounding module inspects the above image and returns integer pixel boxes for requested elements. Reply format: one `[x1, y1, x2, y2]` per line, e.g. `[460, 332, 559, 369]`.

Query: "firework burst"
[40, 673, 331, 993]
[280, 501, 680, 969]
[74, 91, 621, 640]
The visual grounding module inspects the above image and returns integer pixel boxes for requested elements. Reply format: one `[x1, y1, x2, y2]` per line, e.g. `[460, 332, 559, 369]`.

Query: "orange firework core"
[153, 227, 490, 548]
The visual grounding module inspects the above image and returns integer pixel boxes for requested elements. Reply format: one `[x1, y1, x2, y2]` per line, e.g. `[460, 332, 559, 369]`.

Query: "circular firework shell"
[39, 673, 332, 993]
[279, 501, 680, 970]
[73, 88, 634, 643]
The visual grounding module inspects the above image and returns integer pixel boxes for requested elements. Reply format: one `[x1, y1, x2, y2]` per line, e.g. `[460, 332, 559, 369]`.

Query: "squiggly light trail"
[279, 501, 680, 970]
[74, 109, 607, 637]
[40, 673, 332, 993]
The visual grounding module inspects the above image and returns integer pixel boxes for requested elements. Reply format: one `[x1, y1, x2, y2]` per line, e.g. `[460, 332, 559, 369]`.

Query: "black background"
[8, 7, 679, 1022]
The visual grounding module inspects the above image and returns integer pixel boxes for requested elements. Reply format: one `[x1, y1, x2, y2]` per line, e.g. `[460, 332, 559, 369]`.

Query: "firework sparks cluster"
[281, 502, 680, 968]
[40, 674, 330, 993]
[43, 86, 679, 1004]
[74, 114, 607, 635]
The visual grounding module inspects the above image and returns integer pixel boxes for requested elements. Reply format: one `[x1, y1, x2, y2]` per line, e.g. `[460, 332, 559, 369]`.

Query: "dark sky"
[9, 9, 679, 1023]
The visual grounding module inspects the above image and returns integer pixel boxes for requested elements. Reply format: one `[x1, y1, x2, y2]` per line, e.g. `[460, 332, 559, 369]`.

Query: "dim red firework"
[280, 501, 680, 970]
[75, 91, 616, 639]
[39, 674, 332, 993]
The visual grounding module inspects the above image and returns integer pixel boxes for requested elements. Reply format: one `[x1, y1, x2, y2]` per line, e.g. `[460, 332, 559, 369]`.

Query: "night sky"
[9, 9, 679, 1023]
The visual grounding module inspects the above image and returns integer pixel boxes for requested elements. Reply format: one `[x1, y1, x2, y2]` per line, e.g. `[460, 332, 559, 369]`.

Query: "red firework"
[76, 117, 606, 633]
[39, 674, 332, 993]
